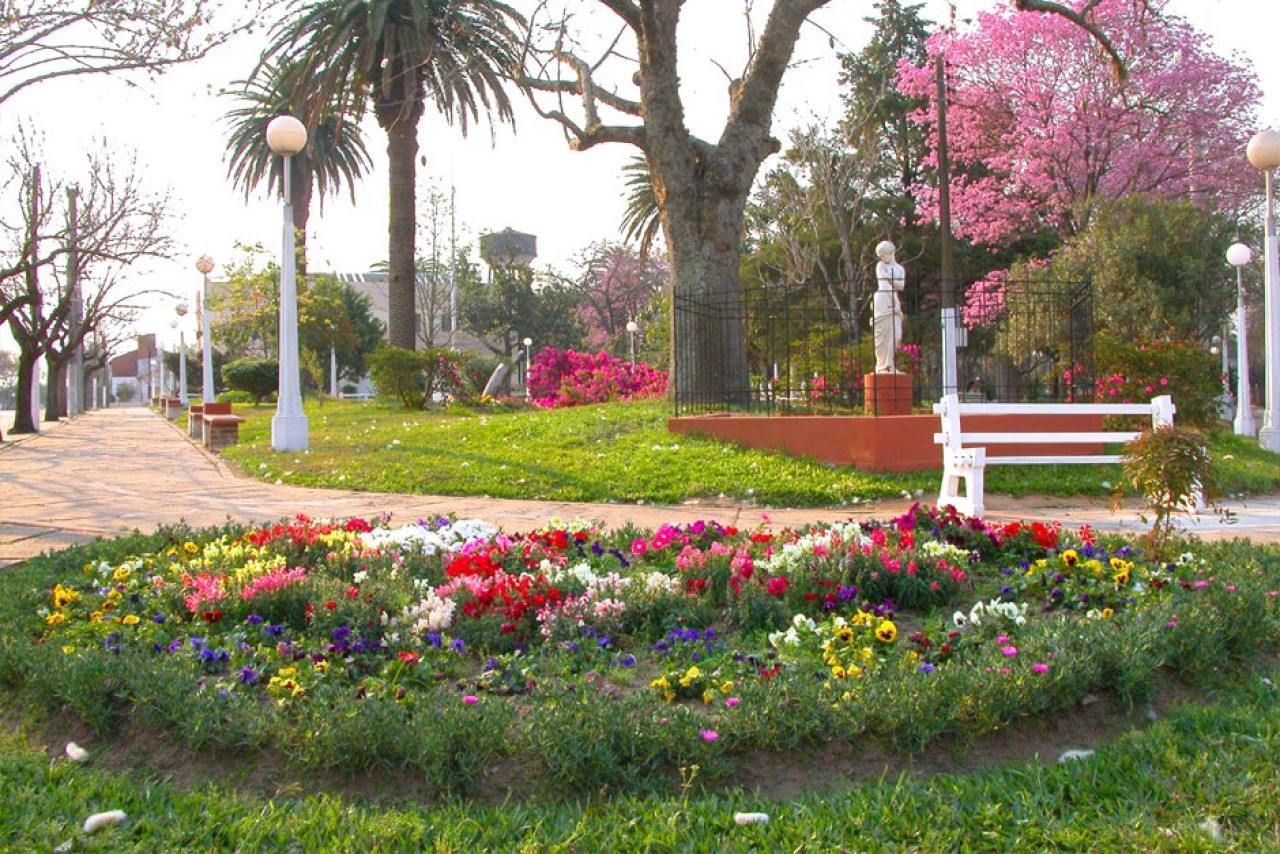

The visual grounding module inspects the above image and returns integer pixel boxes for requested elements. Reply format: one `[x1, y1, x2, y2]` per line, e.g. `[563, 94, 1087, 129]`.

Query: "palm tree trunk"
[384, 113, 419, 350]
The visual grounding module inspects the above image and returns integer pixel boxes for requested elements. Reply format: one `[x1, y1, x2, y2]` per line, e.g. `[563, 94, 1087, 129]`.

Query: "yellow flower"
[875, 620, 898, 643]
[278, 667, 297, 678]
[45, 612, 66, 626]
[112, 567, 131, 582]
[850, 611, 873, 627]
[856, 646, 873, 662]
[650, 676, 670, 690]
[107, 589, 122, 600]
[89, 612, 103, 623]
[1113, 566, 1131, 586]
[835, 627, 854, 643]
[831, 665, 847, 679]
[184, 541, 199, 554]
[61, 645, 75, 655]
[121, 615, 140, 626]
[848, 664, 863, 678]
[1061, 549, 1079, 568]
[702, 689, 715, 704]
[663, 691, 675, 702]
[100, 600, 116, 612]
[290, 685, 306, 699]
[1101, 608, 1115, 619]
[1083, 559, 1103, 576]
[52, 584, 79, 609]
[313, 660, 329, 674]
[720, 681, 733, 694]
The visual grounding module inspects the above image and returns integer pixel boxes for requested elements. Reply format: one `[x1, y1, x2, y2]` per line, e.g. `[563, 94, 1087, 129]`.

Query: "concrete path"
[2, 407, 1277, 568]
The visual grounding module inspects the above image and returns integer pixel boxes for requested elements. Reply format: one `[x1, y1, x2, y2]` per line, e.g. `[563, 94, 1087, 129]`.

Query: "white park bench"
[932, 392, 1177, 517]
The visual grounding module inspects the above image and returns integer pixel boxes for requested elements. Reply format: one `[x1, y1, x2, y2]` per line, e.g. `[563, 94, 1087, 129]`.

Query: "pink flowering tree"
[527, 348, 667, 409]
[554, 242, 667, 353]
[897, 0, 1260, 248]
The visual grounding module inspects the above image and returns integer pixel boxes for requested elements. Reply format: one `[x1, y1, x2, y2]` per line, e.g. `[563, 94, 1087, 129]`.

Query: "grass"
[219, 397, 1280, 507]
[2, 668, 1278, 850]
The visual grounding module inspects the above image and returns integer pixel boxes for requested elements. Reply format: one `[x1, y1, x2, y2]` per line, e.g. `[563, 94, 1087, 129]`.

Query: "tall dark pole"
[67, 186, 83, 416]
[936, 53, 958, 396]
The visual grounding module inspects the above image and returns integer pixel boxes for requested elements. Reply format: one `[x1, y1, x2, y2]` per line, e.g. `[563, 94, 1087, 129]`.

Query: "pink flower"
[630, 539, 648, 556]
[1159, 377, 1169, 385]
[725, 697, 741, 708]
[700, 730, 719, 742]
[995, 635, 1009, 644]
[1001, 645, 1019, 657]
[1032, 663, 1050, 673]
[462, 695, 479, 705]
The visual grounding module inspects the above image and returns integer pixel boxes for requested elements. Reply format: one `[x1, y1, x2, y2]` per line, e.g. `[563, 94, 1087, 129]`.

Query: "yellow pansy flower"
[112, 567, 131, 582]
[875, 620, 898, 643]
[45, 612, 66, 626]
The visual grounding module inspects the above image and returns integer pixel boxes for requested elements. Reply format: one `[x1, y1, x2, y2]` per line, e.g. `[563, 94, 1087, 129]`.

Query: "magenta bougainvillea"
[896, 0, 1259, 247]
[528, 348, 667, 408]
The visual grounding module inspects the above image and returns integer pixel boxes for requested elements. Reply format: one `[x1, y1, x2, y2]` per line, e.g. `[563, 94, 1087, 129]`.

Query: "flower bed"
[4, 508, 1279, 796]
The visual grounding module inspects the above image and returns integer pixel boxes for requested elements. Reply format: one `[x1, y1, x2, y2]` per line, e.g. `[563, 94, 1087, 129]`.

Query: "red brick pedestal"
[864, 372, 913, 416]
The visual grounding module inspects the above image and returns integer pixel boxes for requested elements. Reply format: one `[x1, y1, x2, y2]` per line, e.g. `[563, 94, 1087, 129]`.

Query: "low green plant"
[222, 358, 280, 405]
[1122, 424, 1223, 555]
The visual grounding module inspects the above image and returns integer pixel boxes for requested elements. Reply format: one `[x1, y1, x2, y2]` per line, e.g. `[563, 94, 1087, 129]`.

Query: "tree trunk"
[45, 353, 67, 421]
[10, 347, 38, 434]
[381, 101, 421, 350]
[293, 158, 312, 281]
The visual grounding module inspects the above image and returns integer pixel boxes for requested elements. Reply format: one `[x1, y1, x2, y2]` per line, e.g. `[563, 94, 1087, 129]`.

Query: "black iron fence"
[672, 277, 1094, 415]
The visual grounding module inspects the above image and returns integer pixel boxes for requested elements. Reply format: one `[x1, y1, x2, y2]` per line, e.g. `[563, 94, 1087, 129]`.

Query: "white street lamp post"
[1228, 242, 1256, 436]
[196, 255, 215, 404]
[1247, 130, 1280, 451]
[173, 303, 189, 406]
[266, 115, 309, 452]
[522, 336, 533, 399]
[330, 345, 338, 397]
[626, 319, 638, 364]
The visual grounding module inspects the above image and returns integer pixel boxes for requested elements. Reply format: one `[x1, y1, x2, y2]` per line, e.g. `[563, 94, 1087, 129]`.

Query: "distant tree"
[553, 242, 667, 352]
[459, 265, 582, 359]
[222, 358, 279, 405]
[299, 275, 384, 389]
[223, 58, 373, 279]
[896, 0, 1261, 248]
[261, 0, 525, 351]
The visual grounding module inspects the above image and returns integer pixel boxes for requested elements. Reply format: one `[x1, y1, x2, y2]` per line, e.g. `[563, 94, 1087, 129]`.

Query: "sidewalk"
[2, 407, 1277, 568]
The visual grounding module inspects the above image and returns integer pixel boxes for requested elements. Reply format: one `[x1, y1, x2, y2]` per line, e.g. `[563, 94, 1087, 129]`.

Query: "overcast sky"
[2, 0, 1278, 351]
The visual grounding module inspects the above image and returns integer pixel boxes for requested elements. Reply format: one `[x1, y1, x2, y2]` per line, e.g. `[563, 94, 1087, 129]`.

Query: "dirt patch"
[6, 673, 1212, 806]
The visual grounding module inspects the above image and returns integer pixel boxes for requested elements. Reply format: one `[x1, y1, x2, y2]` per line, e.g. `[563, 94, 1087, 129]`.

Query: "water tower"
[479, 227, 537, 274]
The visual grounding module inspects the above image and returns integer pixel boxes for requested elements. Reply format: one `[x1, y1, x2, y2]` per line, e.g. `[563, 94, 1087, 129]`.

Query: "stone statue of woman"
[871, 240, 905, 373]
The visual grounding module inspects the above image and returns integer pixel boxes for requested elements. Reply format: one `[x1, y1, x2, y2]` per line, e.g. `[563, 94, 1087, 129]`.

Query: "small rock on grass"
[734, 812, 770, 826]
[83, 810, 127, 834]
[1057, 749, 1095, 763]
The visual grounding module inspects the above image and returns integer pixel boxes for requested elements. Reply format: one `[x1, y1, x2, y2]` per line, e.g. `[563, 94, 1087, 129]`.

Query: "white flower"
[952, 611, 968, 628]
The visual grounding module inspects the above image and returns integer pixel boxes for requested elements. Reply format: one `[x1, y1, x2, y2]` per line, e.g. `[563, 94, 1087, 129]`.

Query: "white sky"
[2, 0, 1278, 351]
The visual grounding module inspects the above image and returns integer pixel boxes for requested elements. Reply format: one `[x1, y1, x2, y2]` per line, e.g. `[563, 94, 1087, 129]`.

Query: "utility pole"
[936, 54, 958, 398]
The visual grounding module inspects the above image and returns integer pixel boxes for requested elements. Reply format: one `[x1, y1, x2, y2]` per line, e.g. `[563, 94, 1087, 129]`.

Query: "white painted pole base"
[271, 413, 309, 452]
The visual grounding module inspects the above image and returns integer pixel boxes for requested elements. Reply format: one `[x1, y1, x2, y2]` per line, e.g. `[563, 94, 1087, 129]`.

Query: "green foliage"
[216, 389, 255, 404]
[1053, 195, 1237, 342]
[1123, 425, 1219, 554]
[1095, 333, 1222, 429]
[222, 358, 279, 405]
[458, 265, 584, 356]
[367, 346, 466, 409]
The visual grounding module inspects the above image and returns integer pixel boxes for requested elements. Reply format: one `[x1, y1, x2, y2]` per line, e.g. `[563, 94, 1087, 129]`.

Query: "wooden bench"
[200, 402, 245, 451]
[933, 393, 1177, 517]
[162, 396, 185, 421]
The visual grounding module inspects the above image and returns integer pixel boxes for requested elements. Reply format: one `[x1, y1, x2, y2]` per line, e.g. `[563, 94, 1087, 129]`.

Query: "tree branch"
[1014, 0, 1127, 79]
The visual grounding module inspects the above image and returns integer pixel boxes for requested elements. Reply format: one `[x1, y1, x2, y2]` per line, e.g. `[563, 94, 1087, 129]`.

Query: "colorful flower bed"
[6, 507, 1279, 796]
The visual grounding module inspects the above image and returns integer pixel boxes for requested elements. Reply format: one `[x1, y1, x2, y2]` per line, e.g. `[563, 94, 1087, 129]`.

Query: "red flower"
[346, 586, 359, 598]
[325, 601, 337, 611]
[398, 651, 421, 665]
[201, 610, 223, 624]
[766, 576, 790, 598]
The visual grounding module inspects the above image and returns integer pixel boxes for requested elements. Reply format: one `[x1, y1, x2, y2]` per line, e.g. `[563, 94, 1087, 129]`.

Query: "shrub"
[222, 358, 280, 405]
[368, 346, 467, 409]
[1123, 424, 1220, 555]
[216, 389, 255, 404]
[1094, 334, 1221, 429]
[528, 347, 666, 408]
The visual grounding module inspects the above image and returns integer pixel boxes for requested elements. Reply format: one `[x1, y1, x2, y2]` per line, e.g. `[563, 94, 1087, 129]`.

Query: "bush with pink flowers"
[528, 348, 667, 408]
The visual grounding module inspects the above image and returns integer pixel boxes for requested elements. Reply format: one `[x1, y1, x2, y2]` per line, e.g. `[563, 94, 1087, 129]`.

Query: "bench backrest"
[202, 402, 234, 417]
[934, 393, 1175, 453]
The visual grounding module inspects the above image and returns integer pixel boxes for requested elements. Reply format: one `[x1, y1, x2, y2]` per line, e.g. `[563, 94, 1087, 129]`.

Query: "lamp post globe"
[265, 115, 308, 452]
[196, 255, 215, 404]
[522, 337, 533, 399]
[173, 303, 189, 407]
[1247, 130, 1280, 451]
[1228, 242, 1256, 436]
[625, 320, 638, 364]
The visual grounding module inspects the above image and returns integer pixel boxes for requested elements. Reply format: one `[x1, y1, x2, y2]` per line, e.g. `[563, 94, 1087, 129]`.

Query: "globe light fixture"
[1246, 130, 1280, 451]
[174, 302, 189, 406]
[626, 319, 639, 364]
[1227, 242, 1255, 436]
[265, 115, 308, 452]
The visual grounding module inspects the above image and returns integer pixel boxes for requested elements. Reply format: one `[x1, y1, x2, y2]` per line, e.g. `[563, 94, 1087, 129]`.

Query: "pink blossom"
[462, 695, 479, 705]
[1001, 645, 1019, 657]
[1032, 663, 1050, 673]
[630, 539, 648, 556]
[725, 697, 741, 708]
[700, 730, 719, 742]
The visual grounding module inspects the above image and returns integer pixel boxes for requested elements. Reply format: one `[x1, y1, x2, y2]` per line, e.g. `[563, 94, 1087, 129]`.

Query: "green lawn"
[220, 398, 1280, 506]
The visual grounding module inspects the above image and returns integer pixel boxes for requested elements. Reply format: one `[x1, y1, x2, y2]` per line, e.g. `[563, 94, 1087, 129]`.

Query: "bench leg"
[937, 448, 986, 518]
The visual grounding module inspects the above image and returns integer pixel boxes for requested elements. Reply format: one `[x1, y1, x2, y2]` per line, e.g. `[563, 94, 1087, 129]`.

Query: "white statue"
[872, 240, 905, 373]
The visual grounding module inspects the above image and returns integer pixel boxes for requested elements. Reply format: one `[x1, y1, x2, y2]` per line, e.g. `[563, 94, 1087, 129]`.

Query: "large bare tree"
[522, 0, 1123, 406]
[1, 135, 174, 433]
[0, 0, 279, 104]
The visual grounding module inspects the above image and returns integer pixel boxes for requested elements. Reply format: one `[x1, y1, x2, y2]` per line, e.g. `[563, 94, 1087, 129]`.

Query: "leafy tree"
[523, 0, 1122, 406]
[261, 0, 525, 351]
[367, 345, 465, 408]
[223, 58, 373, 278]
[458, 265, 583, 359]
[552, 242, 667, 353]
[896, 0, 1261, 248]
[299, 274, 385, 389]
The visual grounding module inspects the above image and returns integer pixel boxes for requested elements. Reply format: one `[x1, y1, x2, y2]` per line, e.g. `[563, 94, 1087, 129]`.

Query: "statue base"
[864, 372, 912, 416]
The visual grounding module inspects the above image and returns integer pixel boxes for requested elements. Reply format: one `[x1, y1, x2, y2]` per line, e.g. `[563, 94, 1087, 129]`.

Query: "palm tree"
[261, 0, 524, 350]
[620, 156, 662, 263]
[223, 59, 373, 277]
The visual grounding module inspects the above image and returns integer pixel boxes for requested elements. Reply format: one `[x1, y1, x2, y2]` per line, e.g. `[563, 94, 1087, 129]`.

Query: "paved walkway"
[2, 407, 1278, 568]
